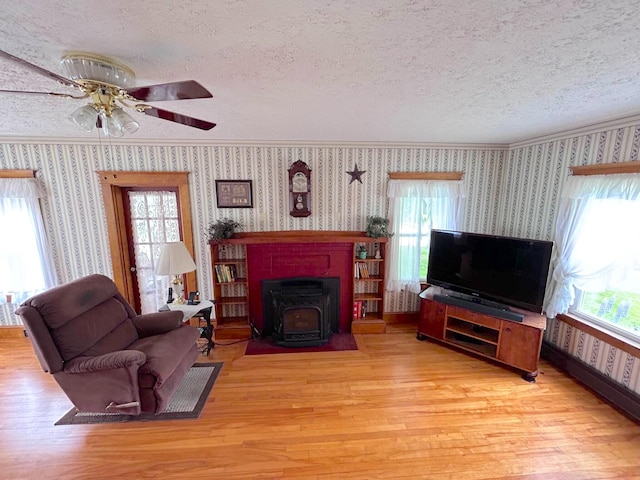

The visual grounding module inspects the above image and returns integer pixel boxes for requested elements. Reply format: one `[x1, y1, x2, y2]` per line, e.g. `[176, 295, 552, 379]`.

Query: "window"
[567, 197, 640, 341]
[0, 176, 56, 305]
[544, 171, 640, 344]
[385, 177, 464, 294]
[395, 198, 440, 279]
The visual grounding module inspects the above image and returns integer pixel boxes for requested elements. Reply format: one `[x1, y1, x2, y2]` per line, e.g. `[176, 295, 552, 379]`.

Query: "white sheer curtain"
[385, 179, 464, 293]
[544, 173, 640, 318]
[0, 178, 57, 304]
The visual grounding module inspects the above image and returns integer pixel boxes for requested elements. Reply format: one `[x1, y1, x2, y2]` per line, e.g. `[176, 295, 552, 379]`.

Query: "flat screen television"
[426, 230, 553, 313]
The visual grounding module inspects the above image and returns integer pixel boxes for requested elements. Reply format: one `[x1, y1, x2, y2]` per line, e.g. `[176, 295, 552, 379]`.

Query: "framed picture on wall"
[215, 180, 253, 208]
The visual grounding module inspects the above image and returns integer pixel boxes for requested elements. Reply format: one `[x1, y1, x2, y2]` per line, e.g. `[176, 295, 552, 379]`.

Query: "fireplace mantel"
[213, 230, 388, 245]
[211, 231, 388, 337]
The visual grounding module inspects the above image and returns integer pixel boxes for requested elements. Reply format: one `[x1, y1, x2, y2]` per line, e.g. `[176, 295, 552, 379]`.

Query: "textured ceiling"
[1, 0, 640, 145]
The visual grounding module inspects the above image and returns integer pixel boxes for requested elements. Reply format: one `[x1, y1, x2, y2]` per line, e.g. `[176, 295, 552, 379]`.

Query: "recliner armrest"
[132, 311, 183, 337]
[64, 350, 146, 374]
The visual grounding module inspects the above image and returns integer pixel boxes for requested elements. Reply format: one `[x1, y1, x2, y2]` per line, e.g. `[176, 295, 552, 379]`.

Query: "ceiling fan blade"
[127, 80, 212, 102]
[0, 88, 81, 98]
[0, 49, 81, 89]
[141, 106, 216, 130]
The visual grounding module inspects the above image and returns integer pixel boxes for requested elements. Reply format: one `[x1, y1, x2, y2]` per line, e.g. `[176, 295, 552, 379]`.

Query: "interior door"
[98, 171, 197, 313]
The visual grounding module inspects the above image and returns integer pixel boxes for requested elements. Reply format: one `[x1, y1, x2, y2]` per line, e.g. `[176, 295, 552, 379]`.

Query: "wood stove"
[261, 277, 340, 347]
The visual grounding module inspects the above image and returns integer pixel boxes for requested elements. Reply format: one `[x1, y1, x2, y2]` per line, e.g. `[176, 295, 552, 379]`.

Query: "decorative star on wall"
[346, 164, 367, 184]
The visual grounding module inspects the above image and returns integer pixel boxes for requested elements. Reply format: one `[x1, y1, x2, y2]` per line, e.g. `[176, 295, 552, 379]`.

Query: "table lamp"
[155, 241, 196, 304]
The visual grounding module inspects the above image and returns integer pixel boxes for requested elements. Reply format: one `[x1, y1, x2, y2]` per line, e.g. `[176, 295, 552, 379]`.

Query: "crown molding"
[509, 113, 640, 149]
[2, 113, 640, 151]
[0, 136, 508, 151]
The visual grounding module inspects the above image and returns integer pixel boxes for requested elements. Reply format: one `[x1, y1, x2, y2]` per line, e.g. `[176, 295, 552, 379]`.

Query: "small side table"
[162, 300, 215, 356]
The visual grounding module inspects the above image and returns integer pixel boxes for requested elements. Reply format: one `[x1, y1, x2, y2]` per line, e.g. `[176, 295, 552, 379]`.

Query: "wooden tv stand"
[417, 291, 546, 382]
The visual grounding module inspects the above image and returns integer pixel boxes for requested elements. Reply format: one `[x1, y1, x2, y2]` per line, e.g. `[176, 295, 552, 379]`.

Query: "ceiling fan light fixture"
[99, 112, 124, 138]
[68, 104, 99, 132]
[61, 52, 136, 89]
[111, 107, 139, 135]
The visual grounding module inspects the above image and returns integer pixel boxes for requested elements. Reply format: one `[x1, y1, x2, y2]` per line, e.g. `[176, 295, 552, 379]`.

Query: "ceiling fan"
[0, 49, 216, 137]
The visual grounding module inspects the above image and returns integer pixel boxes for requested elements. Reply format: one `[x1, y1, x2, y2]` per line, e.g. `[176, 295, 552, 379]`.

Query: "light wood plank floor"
[1, 324, 639, 479]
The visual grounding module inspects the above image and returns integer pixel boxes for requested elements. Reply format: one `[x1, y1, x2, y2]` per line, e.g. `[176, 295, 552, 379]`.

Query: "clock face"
[292, 172, 308, 193]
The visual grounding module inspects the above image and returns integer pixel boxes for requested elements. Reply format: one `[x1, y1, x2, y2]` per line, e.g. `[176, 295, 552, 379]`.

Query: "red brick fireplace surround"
[228, 231, 375, 333]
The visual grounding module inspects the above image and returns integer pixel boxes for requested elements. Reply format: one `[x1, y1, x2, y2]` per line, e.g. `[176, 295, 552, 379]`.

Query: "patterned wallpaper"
[546, 317, 640, 393]
[497, 124, 640, 241]
[503, 123, 640, 395]
[0, 142, 505, 325]
[1, 125, 638, 396]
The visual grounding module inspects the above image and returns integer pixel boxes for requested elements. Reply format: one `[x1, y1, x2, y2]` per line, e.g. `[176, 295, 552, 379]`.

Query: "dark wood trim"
[384, 312, 419, 324]
[214, 231, 389, 245]
[541, 341, 640, 424]
[0, 169, 35, 178]
[557, 314, 640, 357]
[388, 172, 463, 180]
[570, 161, 640, 176]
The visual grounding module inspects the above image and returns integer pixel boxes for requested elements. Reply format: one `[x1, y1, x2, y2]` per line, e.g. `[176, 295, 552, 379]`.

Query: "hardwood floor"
[1, 324, 639, 479]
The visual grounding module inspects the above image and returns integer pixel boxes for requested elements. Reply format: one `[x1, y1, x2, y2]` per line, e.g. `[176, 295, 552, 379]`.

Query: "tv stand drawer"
[446, 305, 501, 330]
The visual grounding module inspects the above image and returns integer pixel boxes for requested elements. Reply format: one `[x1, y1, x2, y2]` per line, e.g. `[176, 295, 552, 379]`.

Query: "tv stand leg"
[522, 370, 538, 383]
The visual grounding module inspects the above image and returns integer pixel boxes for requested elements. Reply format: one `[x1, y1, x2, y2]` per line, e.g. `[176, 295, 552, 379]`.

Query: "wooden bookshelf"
[352, 239, 387, 334]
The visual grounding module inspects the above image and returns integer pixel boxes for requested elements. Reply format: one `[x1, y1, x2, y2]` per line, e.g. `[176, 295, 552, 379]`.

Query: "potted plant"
[357, 244, 368, 259]
[208, 218, 241, 242]
[365, 215, 392, 239]
[365, 215, 392, 259]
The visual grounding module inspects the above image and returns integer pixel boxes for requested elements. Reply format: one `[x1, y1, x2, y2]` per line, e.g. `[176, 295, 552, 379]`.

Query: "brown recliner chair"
[16, 274, 200, 415]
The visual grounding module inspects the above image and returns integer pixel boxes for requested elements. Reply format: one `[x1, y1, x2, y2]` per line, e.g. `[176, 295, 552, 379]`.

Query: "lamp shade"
[155, 242, 196, 275]
[111, 107, 139, 135]
[101, 112, 124, 138]
[69, 104, 99, 132]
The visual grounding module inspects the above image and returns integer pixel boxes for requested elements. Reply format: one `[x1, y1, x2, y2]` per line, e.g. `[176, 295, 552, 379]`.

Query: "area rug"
[244, 333, 358, 355]
[55, 362, 222, 425]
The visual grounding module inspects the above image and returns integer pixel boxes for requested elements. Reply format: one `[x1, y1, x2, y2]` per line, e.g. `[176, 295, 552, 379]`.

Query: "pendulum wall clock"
[288, 160, 311, 217]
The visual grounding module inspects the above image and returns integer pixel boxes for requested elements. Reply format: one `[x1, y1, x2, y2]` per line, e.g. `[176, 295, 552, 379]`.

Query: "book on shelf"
[214, 264, 237, 283]
[352, 300, 367, 318]
[355, 262, 370, 279]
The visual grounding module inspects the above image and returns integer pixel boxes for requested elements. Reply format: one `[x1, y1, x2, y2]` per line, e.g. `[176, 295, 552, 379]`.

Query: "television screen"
[426, 230, 553, 313]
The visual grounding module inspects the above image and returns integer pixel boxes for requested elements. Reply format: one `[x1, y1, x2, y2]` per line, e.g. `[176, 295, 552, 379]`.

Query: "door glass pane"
[128, 191, 180, 314]
[162, 193, 178, 217]
[165, 219, 180, 241]
[132, 219, 150, 243]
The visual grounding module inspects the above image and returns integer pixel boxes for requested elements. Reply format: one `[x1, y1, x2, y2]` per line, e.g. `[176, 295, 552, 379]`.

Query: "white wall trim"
[3, 111, 640, 151]
[0, 136, 508, 150]
[509, 113, 640, 149]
